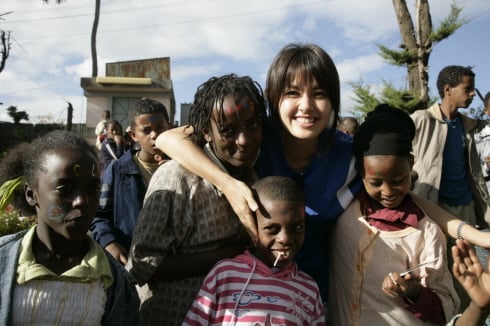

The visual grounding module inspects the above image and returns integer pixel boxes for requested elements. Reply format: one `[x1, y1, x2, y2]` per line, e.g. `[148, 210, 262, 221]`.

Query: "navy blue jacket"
[91, 150, 147, 251]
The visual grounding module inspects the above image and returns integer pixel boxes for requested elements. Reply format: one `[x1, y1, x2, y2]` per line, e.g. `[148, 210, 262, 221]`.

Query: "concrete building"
[81, 57, 175, 142]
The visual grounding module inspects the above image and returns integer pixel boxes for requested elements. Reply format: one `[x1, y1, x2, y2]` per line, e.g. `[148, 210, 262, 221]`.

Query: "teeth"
[273, 251, 290, 267]
[296, 117, 315, 124]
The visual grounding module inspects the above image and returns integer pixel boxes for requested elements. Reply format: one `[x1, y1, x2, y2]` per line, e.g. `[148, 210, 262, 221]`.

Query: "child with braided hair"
[127, 73, 266, 325]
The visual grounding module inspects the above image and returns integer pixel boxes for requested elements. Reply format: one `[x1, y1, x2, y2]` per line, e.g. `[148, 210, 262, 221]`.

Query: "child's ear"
[25, 184, 37, 207]
[202, 128, 212, 143]
[127, 129, 137, 142]
[443, 84, 452, 97]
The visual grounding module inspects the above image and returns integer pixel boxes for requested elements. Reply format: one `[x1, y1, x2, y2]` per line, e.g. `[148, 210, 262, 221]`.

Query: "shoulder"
[0, 230, 27, 248]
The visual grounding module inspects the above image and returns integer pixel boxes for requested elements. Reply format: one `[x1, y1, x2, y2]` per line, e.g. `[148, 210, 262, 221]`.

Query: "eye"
[314, 89, 329, 98]
[140, 127, 151, 135]
[366, 180, 382, 188]
[55, 184, 74, 197]
[245, 119, 261, 131]
[283, 88, 300, 97]
[263, 225, 279, 235]
[218, 126, 238, 138]
[293, 223, 304, 232]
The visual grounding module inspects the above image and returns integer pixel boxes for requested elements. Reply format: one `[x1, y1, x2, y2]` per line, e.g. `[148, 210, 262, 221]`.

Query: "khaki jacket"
[411, 103, 490, 226]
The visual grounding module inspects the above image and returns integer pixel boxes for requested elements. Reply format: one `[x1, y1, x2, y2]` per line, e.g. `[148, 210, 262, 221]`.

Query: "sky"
[0, 0, 489, 124]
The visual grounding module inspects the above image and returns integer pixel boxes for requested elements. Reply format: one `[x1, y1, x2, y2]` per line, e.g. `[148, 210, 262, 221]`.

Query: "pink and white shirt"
[183, 250, 325, 326]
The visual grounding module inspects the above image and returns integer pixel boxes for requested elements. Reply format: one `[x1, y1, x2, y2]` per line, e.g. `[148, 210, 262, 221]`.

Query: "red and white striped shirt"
[183, 250, 325, 326]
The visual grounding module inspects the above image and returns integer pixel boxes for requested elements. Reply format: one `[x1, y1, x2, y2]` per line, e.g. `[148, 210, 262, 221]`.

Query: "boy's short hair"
[436, 65, 475, 99]
[251, 176, 304, 210]
[129, 98, 169, 129]
[340, 116, 359, 135]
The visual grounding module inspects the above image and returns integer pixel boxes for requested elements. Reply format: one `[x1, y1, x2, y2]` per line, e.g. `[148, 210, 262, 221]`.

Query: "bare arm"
[156, 127, 259, 243]
[412, 193, 490, 248]
[452, 240, 490, 326]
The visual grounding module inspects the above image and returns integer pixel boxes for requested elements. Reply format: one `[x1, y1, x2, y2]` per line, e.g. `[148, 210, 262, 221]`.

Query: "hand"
[484, 156, 490, 169]
[452, 239, 490, 310]
[105, 242, 128, 265]
[220, 175, 259, 244]
[382, 271, 420, 301]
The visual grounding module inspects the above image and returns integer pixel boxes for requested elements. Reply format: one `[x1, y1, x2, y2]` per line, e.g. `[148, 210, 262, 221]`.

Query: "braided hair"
[187, 74, 266, 147]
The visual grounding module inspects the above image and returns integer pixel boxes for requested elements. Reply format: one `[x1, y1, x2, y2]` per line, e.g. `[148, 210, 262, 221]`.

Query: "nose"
[235, 130, 250, 146]
[381, 182, 395, 197]
[276, 229, 291, 245]
[72, 191, 89, 208]
[298, 93, 313, 112]
[149, 130, 159, 140]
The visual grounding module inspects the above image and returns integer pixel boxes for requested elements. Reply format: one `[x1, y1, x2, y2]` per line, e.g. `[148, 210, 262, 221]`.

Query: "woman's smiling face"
[278, 76, 332, 141]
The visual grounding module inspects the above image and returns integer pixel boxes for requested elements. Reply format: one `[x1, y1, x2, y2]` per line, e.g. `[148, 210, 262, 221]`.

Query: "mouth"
[65, 216, 90, 226]
[272, 249, 293, 267]
[380, 196, 399, 207]
[295, 117, 316, 126]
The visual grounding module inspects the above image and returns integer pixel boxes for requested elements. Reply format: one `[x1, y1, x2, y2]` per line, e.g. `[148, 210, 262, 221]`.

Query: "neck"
[137, 150, 157, 164]
[34, 226, 87, 262]
[282, 131, 318, 173]
[439, 102, 458, 120]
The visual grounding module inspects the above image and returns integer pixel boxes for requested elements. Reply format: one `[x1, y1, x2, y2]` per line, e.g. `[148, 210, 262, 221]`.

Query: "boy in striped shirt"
[184, 176, 325, 325]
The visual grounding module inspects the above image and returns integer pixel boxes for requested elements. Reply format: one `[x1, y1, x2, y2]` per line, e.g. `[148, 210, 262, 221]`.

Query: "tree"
[351, 0, 466, 116]
[43, 0, 99, 76]
[7, 106, 29, 124]
[0, 30, 10, 73]
[0, 11, 13, 73]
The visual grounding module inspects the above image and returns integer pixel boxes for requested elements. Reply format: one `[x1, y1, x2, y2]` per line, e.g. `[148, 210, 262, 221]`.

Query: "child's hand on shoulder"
[382, 271, 421, 302]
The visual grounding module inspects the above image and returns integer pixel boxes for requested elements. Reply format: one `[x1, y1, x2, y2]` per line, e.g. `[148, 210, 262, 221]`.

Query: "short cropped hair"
[128, 98, 169, 129]
[436, 65, 475, 99]
[251, 176, 304, 206]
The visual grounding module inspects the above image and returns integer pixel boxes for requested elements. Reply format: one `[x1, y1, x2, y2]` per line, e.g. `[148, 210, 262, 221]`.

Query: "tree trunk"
[392, 0, 433, 109]
[392, 0, 419, 92]
[91, 0, 100, 77]
[415, 0, 432, 107]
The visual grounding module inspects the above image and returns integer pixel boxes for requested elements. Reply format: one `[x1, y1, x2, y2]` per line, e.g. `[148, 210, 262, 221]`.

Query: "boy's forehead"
[134, 112, 166, 125]
[257, 199, 304, 219]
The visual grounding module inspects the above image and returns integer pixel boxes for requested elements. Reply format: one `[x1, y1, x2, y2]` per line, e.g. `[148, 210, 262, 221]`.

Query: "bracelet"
[457, 221, 468, 240]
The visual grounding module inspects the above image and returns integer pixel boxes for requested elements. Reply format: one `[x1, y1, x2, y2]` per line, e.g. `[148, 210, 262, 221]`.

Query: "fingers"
[389, 272, 399, 286]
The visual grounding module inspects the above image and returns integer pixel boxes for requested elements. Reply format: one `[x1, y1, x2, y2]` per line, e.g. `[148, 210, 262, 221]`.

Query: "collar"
[17, 226, 113, 289]
[356, 190, 423, 231]
[234, 250, 297, 280]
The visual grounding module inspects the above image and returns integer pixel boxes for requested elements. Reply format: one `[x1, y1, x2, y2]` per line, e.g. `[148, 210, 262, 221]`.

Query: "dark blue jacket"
[91, 150, 147, 251]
